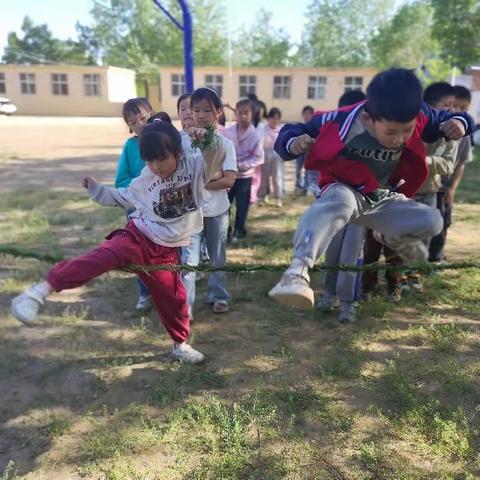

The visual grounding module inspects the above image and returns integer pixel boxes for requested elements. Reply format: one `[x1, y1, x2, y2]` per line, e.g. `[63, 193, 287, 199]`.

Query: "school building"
[148, 66, 379, 121]
[0, 64, 137, 116]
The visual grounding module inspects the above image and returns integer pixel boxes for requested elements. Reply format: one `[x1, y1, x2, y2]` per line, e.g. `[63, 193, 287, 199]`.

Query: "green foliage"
[2, 16, 94, 65]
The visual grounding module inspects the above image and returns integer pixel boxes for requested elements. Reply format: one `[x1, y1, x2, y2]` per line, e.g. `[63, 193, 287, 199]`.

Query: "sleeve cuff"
[452, 116, 468, 132]
[286, 137, 298, 154]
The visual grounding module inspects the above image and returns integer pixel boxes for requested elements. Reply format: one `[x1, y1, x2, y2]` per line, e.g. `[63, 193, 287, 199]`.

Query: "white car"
[0, 97, 17, 115]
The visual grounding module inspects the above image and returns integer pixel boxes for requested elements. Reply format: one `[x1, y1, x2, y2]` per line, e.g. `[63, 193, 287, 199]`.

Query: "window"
[0, 73, 5, 94]
[273, 76, 291, 99]
[84, 74, 101, 96]
[52, 73, 68, 95]
[205, 74, 223, 97]
[20, 73, 36, 94]
[171, 74, 186, 96]
[307, 76, 327, 100]
[238, 75, 256, 97]
[344, 76, 363, 92]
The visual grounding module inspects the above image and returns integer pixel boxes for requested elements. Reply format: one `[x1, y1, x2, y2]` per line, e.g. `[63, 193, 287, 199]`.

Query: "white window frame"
[52, 73, 69, 95]
[273, 75, 291, 99]
[307, 76, 327, 100]
[20, 73, 36, 94]
[0, 73, 6, 94]
[344, 76, 363, 92]
[84, 74, 101, 96]
[171, 73, 186, 96]
[239, 75, 256, 97]
[205, 74, 223, 97]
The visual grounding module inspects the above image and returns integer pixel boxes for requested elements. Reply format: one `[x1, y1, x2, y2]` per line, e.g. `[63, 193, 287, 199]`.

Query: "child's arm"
[114, 143, 134, 188]
[426, 140, 458, 177]
[205, 171, 236, 191]
[444, 137, 473, 205]
[421, 102, 475, 143]
[83, 176, 134, 209]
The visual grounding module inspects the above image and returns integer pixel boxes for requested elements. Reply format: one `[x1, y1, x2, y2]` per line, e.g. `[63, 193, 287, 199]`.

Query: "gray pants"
[258, 150, 284, 199]
[288, 183, 443, 279]
[414, 192, 438, 248]
[323, 223, 365, 302]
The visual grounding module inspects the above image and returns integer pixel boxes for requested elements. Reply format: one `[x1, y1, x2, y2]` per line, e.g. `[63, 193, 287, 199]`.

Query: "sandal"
[212, 300, 229, 314]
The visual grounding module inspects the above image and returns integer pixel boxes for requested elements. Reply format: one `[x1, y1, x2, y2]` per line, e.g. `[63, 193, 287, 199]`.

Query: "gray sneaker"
[338, 301, 357, 324]
[268, 274, 314, 309]
[315, 293, 338, 312]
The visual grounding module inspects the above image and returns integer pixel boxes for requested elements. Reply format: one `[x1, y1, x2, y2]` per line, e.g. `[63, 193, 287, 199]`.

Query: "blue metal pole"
[178, 0, 194, 93]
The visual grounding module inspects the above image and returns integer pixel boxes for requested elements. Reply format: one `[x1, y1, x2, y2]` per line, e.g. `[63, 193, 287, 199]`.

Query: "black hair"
[453, 85, 472, 102]
[236, 98, 253, 111]
[267, 107, 282, 119]
[366, 68, 423, 122]
[147, 111, 172, 124]
[302, 105, 314, 115]
[247, 93, 258, 103]
[177, 93, 192, 113]
[140, 120, 182, 162]
[423, 81, 455, 106]
[122, 97, 154, 123]
[218, 108, 226, 126]
[258, 100, 267, 119]
[338, 90, 366, 108]
[190, 87, 223, 110]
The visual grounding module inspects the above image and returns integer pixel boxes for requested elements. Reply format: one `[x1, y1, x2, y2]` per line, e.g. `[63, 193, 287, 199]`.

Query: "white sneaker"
[11, 288, 45, 326]
[268, 274, 314, 309]
[315, 293, 338, 312]
[171, 343, 205, 364]
[372, 231, 428, 263]
[135, 295, 151, 311]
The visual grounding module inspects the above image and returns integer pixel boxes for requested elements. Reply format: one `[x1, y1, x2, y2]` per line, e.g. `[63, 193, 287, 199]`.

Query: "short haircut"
[453, 85, 472, 102]
[423, 81, 455, 106]
[147, 111, 172, 124]
[191, 87, 223, 110]
[176, 93, 192, 113]
[267, 107, 282, 119]
[122, 97, 154, 123]
[140, 120, 182, 162]
[366, 68, 423, 122]
[236, 98, 253, 111]
[338, 90, 366, 108]
[302, 105, 314, 115]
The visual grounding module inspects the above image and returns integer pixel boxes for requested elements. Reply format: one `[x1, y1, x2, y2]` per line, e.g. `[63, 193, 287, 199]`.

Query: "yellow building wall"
[153, 66, 378, 122]
[0, 65, 136, 116]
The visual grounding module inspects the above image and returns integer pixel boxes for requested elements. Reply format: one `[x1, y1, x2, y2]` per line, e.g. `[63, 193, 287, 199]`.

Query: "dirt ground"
[1, 116, 479, 479]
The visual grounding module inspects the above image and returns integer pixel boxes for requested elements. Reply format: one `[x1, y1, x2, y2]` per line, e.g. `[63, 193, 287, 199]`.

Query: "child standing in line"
[223, 99, 263, 242]
[250, 99, 268, 204]
[181, 88, 237, 318]
[430, 85, 475, 263]
[177, 93, 194, 131]
[258, 107, 285, 207]
[114, 97, 155, 311]
[295, 105, 314, 195]
[268, 68, 473, 310]
[408, 82, 458, 291]
[11, 121, 227, 364]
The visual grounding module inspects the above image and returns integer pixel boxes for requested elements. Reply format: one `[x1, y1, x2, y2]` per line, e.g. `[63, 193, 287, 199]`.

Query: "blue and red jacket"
[274, 101, 474, 198]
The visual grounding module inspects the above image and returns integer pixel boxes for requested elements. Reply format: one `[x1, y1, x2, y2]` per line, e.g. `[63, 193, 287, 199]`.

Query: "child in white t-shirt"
[181, 88, 237, 317]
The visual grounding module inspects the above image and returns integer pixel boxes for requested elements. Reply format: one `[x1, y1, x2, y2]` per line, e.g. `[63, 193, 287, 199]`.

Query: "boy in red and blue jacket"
[269, 68, 474, 310]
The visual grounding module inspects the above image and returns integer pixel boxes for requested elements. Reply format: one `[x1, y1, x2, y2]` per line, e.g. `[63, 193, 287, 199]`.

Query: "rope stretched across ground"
[1, 245, 479, 275]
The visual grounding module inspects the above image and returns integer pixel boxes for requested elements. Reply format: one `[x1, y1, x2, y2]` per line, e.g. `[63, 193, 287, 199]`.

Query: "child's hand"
[440, 119, 466, 140]
[187, 127, 208, 140]
[82, 176, 97, 189]
[290, 134, 316, 156]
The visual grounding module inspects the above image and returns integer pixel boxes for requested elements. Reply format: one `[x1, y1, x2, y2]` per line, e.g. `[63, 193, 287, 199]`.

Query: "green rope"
[1, 245, 479, 274]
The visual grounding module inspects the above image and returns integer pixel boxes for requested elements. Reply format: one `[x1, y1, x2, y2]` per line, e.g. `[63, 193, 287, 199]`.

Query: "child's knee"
[428, 208, 444, 237]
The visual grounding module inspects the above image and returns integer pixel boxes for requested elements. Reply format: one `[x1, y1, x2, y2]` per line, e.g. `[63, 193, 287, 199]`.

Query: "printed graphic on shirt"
[340, 130, 403, 186]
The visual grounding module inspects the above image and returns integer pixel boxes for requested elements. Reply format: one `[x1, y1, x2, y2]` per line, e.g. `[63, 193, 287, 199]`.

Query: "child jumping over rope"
[10, 120, 228, 364]
[181, 88, 237, 318]
[268, 68, 474, 309]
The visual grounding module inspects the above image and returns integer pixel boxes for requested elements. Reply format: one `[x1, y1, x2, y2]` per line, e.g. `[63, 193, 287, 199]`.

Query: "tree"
[430, 0, 480, 70]
[297, 0, 394, 67]
[231, 10, 294, 67]
[2, 16, 94, 65]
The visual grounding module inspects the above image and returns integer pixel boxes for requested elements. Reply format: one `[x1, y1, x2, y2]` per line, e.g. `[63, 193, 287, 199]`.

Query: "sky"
[0, 0, 310, 56]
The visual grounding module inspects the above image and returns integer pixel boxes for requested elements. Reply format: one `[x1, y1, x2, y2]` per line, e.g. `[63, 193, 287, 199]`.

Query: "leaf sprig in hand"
[191, 124, 217, 151]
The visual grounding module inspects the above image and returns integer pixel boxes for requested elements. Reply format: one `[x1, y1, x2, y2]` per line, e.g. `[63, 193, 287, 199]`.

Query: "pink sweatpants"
[250, 165, 262, 204]
[47, 221, 190, 343]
